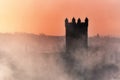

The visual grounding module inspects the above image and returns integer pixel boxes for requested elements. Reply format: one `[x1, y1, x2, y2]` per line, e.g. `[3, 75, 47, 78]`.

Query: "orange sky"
[0, 0, 120, 36]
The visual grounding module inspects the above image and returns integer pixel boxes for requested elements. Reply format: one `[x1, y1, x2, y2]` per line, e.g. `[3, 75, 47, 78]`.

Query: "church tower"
[65, 17, 89, 53]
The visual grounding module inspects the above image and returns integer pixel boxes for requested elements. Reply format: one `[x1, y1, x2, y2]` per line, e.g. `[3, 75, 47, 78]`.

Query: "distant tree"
[96, 34, 100, 38]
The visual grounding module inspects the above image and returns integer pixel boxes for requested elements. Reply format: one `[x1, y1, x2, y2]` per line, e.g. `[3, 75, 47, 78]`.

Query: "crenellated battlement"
[65, 17, 88, 29]
[65, 17, 89, 53]
[65, 17, 88, 24]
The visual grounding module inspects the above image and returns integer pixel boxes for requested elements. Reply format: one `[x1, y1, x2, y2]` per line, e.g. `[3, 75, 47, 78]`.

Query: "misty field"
[0, 33, 120, 80]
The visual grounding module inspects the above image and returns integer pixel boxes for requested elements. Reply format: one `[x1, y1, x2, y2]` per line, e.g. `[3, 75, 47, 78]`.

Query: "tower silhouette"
[65, 17, 89, 53]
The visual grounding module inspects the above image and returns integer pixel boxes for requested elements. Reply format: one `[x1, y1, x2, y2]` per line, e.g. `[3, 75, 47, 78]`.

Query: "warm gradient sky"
[0, 0, 120, 36]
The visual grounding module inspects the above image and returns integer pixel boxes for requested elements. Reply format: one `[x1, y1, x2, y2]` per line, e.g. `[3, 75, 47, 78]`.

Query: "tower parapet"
[65, 17, 89, 53]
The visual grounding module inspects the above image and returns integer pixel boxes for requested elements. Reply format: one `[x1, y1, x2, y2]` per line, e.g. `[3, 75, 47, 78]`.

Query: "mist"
[0, 33, 120, 80]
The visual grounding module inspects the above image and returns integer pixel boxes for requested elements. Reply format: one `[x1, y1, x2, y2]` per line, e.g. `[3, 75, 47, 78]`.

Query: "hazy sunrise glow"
[0, 0, 120, 36]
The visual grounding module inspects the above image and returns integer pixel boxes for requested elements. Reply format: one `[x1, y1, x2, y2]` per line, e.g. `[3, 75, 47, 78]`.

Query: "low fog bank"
[0, 33, 120, 80]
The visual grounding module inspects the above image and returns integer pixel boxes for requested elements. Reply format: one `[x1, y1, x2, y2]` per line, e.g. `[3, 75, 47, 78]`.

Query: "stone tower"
[65, 17, 88, 53]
